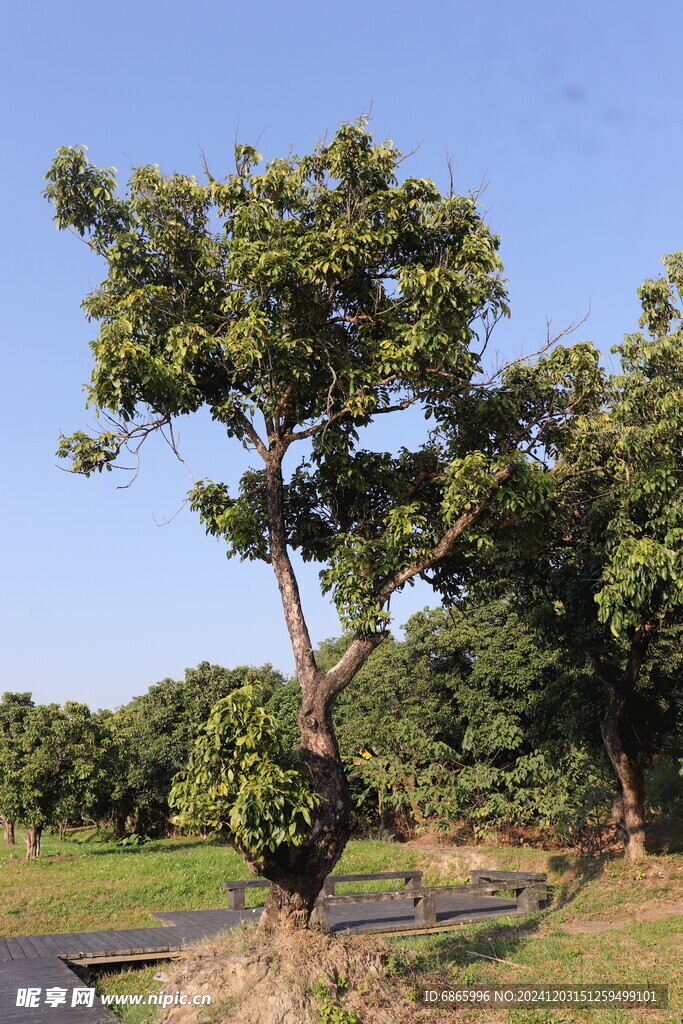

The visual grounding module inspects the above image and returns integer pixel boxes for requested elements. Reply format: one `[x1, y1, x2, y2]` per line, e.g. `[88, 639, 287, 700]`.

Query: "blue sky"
[2, 0, 682, 709]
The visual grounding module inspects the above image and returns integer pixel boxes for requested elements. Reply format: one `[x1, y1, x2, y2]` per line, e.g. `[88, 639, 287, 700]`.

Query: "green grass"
[389, 855, 683, 1023]
[1, 832, 681, 1022]
[0, 830, 424, 935]
[71, 962, 163, 1024]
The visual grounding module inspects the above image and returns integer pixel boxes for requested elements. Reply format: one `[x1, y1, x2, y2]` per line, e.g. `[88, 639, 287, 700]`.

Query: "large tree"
[490, 255, 683, 859]
[45, 120, 600, 928]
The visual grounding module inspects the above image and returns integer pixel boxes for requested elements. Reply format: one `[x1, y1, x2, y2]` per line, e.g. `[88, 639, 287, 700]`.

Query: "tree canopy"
[0, 695, 107, 857]
[46, 119, 604, 927]
[475, 254, 683, 858]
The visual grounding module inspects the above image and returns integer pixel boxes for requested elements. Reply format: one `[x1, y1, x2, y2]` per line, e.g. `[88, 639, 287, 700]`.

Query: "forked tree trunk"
[25, 826, 42, 860]
[4, 820, 15, 845]
[57, 819, 69, 841]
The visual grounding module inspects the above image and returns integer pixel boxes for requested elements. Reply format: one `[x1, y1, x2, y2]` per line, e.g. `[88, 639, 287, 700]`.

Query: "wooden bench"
[313, 872, 548, 933]
[469, 870, 548, 913]
[220, 870, 423, 910]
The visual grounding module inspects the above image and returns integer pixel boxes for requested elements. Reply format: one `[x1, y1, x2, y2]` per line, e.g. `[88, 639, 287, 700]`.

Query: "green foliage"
[311, 976, 360, 1024]
[313, 602, 613, 845]
[0, 695, 109, 841]
[107, 661, 287, 834]
[170, 686, 319, 859]
[265, 679, 302, 750]
[350, 719, 461, 829]
[46, 119, 601, 635]
[116, 832, 150, 847]
[591, 258, 683, 636]
[0, 693, 35, 827]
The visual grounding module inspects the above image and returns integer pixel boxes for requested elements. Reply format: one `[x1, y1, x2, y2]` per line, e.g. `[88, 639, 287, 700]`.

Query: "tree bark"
[591, 630, 651, 862]
[599, 681, 647, 861]
[4, 820, 15, 845]
[25, 826, 42, 859]
[111, 809, 128, 839]
[256, 753, 355, 932]
[255, 450, 380, 930]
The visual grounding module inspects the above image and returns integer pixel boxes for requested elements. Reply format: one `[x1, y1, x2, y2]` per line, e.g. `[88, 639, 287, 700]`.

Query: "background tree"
[108, 662, 286, 836]
[0, 692, 35, 846]
[0, 700, 107, 857]
[46, 119, 601, 928]
[324, 602, 612, 847]
[485, 255, 683, 859]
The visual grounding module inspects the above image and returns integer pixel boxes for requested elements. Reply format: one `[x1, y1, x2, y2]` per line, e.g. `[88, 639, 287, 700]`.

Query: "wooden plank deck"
[0, 956, 117, 1023]
[1, 890, 522, 964]
[329, 891, 518, 934]
[0, 890, 527, 1020]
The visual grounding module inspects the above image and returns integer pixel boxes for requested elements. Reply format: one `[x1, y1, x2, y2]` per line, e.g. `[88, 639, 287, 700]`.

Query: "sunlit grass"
[2, 832, 681, 1022]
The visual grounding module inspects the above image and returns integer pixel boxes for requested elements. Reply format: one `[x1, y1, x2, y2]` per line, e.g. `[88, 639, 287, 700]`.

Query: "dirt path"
[557, 899, 683, 933]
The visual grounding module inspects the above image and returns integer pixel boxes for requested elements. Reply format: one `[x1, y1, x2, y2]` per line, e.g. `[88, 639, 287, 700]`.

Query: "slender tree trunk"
[4, 820, 15, 845]
[592, 630, 651, 862]
[111, 809, 127, 839]
[57, 820, 68, 841]
[600, 684, 647, 861]
[25, 826, 42, 859]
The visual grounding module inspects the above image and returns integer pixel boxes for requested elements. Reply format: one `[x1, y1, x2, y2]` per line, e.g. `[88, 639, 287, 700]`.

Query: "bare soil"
[155, 924, 459, 1024]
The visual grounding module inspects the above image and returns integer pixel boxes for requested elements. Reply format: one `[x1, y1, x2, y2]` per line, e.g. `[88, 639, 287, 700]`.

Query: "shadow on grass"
[81, 838, 233, 856]
[386, 913, 547, 987]
[390, 853, 613, 980]
[646, 814, 683, 855]
[539, 852, 610, 918]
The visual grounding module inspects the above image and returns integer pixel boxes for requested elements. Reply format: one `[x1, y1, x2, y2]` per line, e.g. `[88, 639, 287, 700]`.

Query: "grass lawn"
[0, 830, 426, 935]
[390, 854, 683, 1023]
[1, 831, 681, 1022]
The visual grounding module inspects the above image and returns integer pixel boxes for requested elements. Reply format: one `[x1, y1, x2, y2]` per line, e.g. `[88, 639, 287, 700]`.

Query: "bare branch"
[320, 631, 388, 701]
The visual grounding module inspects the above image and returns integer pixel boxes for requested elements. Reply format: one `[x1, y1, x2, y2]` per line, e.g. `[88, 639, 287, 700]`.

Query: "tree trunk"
[25, 826, 42, 859]
[600, 686, 646, 861]
[255, 732, 348, 929]
[111, 809, 128, 839]
[4, 820, 15, 845]
[253, 450, 379, 930]
[592, 631, 650, 862]
[256, 723, 356, 932]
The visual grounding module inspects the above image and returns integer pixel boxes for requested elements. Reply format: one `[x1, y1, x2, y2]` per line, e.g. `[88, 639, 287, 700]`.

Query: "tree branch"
[264, 451, 318, 687]
[378, 463, 516, 603]
[320, 632, 388, 702]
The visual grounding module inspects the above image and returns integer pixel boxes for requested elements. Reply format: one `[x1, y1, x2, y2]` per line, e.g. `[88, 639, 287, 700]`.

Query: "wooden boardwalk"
[0, 893, 520, 1021]
[0, 957, 117, 1023]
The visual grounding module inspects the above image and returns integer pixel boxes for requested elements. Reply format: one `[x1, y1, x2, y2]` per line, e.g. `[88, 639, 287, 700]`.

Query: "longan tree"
[46, 120, 600, 928]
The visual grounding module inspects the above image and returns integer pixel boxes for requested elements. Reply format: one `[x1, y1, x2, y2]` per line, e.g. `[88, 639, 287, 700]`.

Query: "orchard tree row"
[2, 600, 681, 857]
[0, 663, 283, 857]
